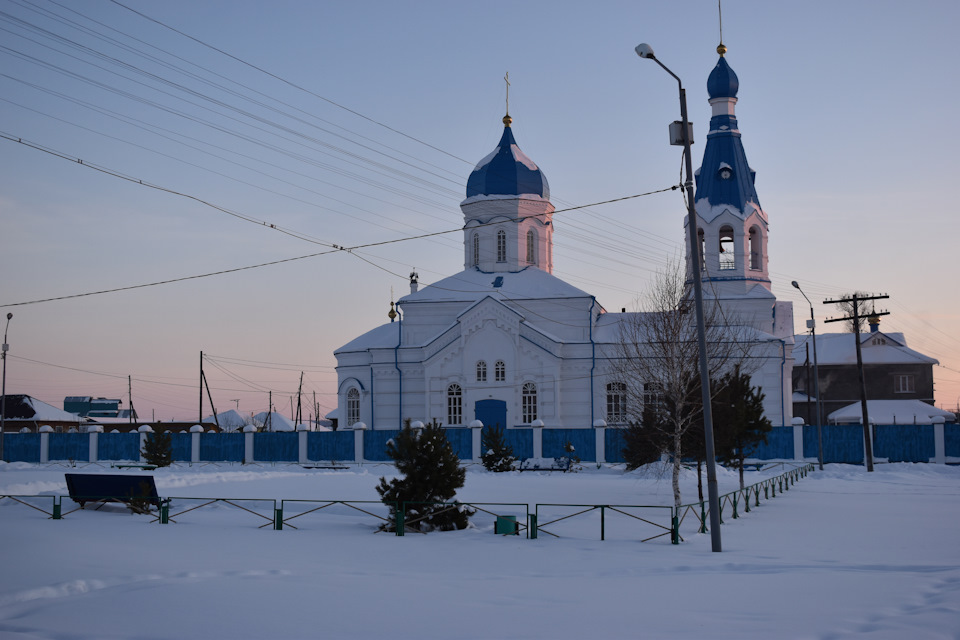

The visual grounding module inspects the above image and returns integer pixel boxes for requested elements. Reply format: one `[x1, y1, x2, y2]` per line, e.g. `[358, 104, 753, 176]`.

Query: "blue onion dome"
[465, 115, 550, 200]
[707, 48, 739, 100]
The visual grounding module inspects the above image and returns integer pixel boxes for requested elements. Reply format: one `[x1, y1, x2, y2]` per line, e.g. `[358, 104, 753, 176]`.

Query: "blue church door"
[475, 399, 507, 430]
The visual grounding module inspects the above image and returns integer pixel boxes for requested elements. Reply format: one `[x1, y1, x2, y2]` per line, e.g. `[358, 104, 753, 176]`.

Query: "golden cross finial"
[504, 71, 511, 116]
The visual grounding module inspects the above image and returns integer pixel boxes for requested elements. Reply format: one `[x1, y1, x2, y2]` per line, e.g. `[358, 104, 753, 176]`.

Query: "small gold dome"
[502, 114, 513, 127]
[388, 301, 397, 321]
[717, 43, 728, 57]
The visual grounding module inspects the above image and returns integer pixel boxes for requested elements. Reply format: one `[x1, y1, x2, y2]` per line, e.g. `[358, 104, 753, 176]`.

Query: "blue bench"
[65, 474, 161, 514]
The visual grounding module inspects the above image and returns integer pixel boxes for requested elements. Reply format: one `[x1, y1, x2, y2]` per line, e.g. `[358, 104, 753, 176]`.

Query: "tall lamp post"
[792, 282, 823, 470]
[1, 312, 12, 462]
[635, 43, 722, 552]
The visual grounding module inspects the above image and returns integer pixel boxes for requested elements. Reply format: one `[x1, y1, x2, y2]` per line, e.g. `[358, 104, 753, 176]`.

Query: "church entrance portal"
[475, 399, 507, 430]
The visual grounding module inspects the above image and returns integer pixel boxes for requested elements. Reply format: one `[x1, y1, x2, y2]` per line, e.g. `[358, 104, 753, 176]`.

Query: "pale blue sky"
[2, 0, 958, 420]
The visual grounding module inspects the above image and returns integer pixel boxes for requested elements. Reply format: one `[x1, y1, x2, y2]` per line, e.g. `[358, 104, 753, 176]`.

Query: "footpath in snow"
[0, 461, 957, 639]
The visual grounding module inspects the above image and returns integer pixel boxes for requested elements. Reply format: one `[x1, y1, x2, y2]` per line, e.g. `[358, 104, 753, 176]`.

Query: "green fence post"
[671, 511, 679, 544]
[274, 506, 283, 530]
[699, 501, 708, 534]
[600, 506, 605, 541]
[396, 505, 405, 537]
[52, 497, 61, 520]
[744, 489, 751, 513]
[755, 486, 761, 507]
[732, 493, 738, 519]
[529, 513, 538, 539]
[160, 499, 169, 524]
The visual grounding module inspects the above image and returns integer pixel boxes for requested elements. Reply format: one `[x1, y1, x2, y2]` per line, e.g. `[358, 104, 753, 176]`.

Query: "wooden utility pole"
[294, 372, 304, 429]
[127, 375, 137, 425]
[199, 351, 204, 424]
[824, 293, 890, 472]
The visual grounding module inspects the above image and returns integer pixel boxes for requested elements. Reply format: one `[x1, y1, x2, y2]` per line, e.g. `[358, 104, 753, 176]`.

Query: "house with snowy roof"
[792, 317, 944, 425]
[0, 394, 85, 432]
[333, 48, 794, 433]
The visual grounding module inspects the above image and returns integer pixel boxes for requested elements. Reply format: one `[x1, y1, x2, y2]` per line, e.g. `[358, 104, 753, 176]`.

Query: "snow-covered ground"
[0, 461, 957, 639]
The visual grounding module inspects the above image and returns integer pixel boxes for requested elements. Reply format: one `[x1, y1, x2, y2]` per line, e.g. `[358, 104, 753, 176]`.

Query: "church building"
[333, 47, 794, 432]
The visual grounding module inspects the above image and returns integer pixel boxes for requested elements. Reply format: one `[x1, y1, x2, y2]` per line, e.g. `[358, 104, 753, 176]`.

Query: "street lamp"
[635, 43, 722, 552]
[791, 281, 824, 470]
[1, 312, 12, 462]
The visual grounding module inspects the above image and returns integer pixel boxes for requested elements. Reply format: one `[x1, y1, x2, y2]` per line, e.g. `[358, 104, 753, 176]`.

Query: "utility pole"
[824, 293, 890, 472]
[127, 375, 137, 425]
[199, 351, 204, 424]
[294, 372, 304, 429]
[266, 391, 273, 432]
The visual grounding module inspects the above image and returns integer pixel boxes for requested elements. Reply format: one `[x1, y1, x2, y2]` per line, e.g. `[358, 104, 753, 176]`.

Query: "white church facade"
[334, 49, 794, 432]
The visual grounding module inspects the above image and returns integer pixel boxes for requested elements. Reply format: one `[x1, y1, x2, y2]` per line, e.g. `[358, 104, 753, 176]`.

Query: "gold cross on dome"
[504, 71, 510, 116]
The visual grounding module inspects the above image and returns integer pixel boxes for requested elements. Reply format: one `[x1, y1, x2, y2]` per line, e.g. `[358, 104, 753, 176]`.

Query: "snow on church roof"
[335, 322, 400, 353]
[464, 117, 549, 201]
[399, 267, 592, 304]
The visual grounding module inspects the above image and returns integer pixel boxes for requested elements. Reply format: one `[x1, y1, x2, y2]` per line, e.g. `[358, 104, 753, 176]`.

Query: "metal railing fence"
[1, 464, 815, 543]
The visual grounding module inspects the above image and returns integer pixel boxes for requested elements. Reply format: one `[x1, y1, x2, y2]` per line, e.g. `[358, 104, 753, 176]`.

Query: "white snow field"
[0, 461, 958, 639]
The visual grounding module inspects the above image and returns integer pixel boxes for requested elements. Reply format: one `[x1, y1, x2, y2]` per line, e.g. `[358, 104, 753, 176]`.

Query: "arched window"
[476, 361, 487, 382]
[346, 388, 360, 426]
[749, 226, 761, 270]
[642, 382, 663, 418]
[494, 360, 506, 382]
[526, 229, 536, 264]
[606, 382, 627, 424]
[472, 233, 480, 267]
[446, 384, 462, 425]
[522, 382, 537, 423]
[496, 230, 506, 263]
[719, 225, 735, 270]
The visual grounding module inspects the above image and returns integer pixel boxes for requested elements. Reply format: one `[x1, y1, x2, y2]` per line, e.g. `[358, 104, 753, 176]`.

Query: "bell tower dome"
[461, 115, 554, 273]
[691, 46, 777, 332]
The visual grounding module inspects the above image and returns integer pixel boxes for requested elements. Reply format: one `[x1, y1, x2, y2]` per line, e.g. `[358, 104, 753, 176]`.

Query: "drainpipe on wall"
[589, 297, 597, 424]
[778, 338, 787, 428]
[395, 305, 403, 429]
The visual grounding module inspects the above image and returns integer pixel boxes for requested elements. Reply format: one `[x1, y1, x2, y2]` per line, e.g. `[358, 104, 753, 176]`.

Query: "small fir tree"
[141, 430, 172, 467]
[713, 366, 772, 489]
[481, 424, 516, 472]
[377, 419, 473, 532]
[621, 395, 676, 471]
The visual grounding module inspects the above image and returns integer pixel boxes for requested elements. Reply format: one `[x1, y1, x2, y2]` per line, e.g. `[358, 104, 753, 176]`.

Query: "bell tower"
[461, 115, 554, 274]
[690, 45, 774, 329]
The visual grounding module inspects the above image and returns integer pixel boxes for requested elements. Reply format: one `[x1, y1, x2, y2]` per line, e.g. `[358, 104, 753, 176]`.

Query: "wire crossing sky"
[1, 0, 958, 419]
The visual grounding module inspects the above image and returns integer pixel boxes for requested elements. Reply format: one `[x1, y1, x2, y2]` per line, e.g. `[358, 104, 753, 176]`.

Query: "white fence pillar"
[298, 430, 308, 464]
[933, 416, 946, 464]
[532, 421, 544, 459]
[594, 420, 607, 464]
[792, 418, 804, 461]
[190, 426, 203, 463]
[244, 431, 255, 464]
[469, 420, 483, 462]
[88, 432, 97, 463]
[351, 422, 367, 463]
[39, 429, 51, 463]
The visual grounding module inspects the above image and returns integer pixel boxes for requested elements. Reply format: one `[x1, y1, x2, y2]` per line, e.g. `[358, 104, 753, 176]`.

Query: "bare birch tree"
[612, 261, 756, 511]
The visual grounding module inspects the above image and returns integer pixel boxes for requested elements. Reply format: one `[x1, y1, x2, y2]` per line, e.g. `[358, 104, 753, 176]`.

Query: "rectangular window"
[894, 375, 915, 394]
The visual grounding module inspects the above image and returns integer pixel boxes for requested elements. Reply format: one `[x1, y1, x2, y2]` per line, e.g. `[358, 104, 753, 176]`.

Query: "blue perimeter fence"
[1, 424, 957, 465]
